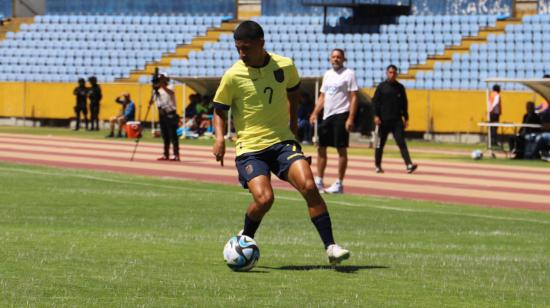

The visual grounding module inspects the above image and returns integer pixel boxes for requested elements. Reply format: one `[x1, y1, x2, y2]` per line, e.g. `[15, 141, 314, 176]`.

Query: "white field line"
[1, 165, 549, 226]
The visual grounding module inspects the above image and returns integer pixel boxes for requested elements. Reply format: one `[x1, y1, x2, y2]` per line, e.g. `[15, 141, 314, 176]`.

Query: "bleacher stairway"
[0, 17, 34, 40]
[118, 20, 240, 83]
[400, 18, 523, 81]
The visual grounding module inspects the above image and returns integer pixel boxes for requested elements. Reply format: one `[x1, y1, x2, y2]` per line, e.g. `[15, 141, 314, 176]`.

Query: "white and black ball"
[471, 149, 483, 160]
[223, 235, 260, 272]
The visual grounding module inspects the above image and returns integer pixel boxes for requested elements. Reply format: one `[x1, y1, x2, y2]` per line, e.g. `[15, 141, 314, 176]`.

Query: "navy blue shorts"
[235, 140, 306, 189]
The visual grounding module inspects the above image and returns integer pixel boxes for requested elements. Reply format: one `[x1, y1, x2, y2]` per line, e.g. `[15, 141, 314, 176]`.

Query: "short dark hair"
[331, 48, 345, 59]
[233, 20, 264, 41]
[386, 64, 398, 72]
[78, 78, 85, 84]
[493, 84, 501, 92]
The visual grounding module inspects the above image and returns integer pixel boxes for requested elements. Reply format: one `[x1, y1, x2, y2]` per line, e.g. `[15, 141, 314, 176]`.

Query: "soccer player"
[212, 21, 350, 265]
[309, 48, 358, 194]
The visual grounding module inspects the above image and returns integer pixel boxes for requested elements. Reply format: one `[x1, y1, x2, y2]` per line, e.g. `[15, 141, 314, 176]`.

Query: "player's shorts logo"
[245, 164, 254, 175]
[273, 69, 284, 83]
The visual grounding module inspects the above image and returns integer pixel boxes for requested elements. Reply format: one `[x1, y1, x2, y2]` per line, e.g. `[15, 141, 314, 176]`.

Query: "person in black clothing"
[372, 65, 417, 174]
[88, 76, 102, 131]
[73, 78, 89, 131]
[510, 101, 542, 159]
[149, 73, 180, 161]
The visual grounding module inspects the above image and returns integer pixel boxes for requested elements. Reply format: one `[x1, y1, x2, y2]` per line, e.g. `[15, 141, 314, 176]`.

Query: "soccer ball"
[223, 235, 260, 272]
[471, 149, 483, 160]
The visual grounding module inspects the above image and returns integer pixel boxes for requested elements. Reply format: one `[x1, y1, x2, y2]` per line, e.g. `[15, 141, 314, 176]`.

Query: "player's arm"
[372, 84, 382, 125]
[309, 92, 325, 125]
[402, 85, 409, 128]
[212, 72, 233, 166]
[285, 60, 302, 137]
[288, 89, 301, 138]
[346, 91, 358, 132]
[213, 107, 227, 166]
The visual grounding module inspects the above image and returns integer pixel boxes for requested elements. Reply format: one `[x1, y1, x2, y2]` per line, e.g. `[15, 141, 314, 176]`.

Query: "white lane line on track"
[2, 165, 549, 225]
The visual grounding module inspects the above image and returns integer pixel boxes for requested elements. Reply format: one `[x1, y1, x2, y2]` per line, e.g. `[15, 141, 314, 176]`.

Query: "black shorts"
[235, 140, 306, 189]
[318, 112, 349, 148]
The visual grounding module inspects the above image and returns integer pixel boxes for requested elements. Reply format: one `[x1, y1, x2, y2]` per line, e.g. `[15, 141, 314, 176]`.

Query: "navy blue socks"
[242, 214, 261, 238]
[311, 212, 335, 249]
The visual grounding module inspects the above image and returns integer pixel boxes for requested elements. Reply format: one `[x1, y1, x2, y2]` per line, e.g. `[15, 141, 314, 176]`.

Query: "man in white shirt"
[309, 49, 358, 194]
[149, 73, 180, 161]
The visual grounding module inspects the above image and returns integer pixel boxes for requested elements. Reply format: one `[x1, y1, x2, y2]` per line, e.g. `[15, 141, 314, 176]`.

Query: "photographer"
[107, 93, 135, 138]
[73, 78, 89, 131]
[88, 76, 102, 131]
[149, 72, 180, 161]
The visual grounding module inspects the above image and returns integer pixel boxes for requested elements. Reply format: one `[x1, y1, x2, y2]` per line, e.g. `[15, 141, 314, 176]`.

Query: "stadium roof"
[484, 78, 550, 103]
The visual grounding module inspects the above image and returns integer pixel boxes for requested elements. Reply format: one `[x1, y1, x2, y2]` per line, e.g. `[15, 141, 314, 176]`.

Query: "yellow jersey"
[213, 53, 301, 156]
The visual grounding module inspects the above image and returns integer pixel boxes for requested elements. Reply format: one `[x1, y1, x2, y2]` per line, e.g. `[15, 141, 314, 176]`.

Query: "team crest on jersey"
[273, 69, 284, 83]
[245, 164, 254, 175]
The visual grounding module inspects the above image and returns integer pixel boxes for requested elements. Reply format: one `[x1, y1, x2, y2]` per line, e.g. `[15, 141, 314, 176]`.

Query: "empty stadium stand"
[166, 14, 499, 90]
[416, 14, 550, 91]
[0, 9, 547, 93]
[0, 15, 224, 83]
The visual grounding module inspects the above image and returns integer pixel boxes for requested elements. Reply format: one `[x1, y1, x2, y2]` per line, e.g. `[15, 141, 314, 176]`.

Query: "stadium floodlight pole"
[130, 103, 153, 161]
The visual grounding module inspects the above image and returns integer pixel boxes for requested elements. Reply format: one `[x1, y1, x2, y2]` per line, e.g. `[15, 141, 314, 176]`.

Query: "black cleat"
[375, 166, 384, 174]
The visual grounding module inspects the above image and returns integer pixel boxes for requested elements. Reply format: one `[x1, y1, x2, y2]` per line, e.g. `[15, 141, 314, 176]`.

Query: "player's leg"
[74, 108, 81, 131]
[286, 159, 350, 264]
[107, 116, 116, 137]
[235, 155, 272, 239]
[374, 124, 390, 172]
[337, 147, 347, 179]
[316, 146, 327, 190]
[95, 104, 100, 130]
[83, 108, 88, 130]
[116, 117, 126, 137]
[242, 175, 274, 238]
[170, 119, 180, 160]
[392, 121, 417, 173]
[90, 105, 97, 130]
[90, 106, 96, 130]
[158, 117, 170, 159]
[326, 113, 349, 193]
[315, 118, 331, 191]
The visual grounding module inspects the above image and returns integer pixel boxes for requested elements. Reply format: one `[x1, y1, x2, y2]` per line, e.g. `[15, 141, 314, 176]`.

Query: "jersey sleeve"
[348, 70, 359, 92]
[213, 72, 233, 110]
[320, 72, 327, 93]
[286, 61, 301, 92]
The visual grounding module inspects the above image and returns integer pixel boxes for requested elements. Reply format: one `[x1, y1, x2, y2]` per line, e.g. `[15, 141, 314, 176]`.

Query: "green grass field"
[1, 162, 549, 306]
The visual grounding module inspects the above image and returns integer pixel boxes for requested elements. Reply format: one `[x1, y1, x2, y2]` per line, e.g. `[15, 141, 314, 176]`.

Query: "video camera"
[151, 67, 160, 94]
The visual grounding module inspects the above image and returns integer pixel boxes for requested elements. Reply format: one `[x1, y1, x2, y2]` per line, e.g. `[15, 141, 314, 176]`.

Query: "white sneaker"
[326, 244, 350, 265]
[314, 176, 325, 193]
[325, 182, 343, 194]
